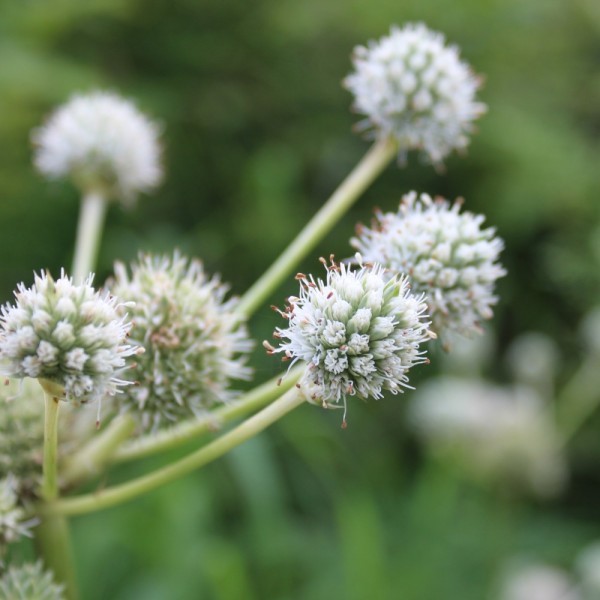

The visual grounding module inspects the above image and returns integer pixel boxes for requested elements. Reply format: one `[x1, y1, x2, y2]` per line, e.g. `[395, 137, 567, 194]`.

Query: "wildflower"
[109, 253, 253, 432]
[498, 563, 580, 600]
[351, 191, 505, 340]
[268, 258, 432, 422]
[0, 561, 65, 600]
[0, 475, 34, 551]
[0, 271, 137, 404]
[32, 91, 162, 205]
[408, 377, 566, 497]
[344, 23, 486, 164]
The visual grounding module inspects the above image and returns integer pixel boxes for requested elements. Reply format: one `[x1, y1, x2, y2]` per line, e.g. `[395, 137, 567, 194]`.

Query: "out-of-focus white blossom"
[268, 259, 432, 421]
[33, 91, 162, 204]
[344, 23, 486, 164]
[409, 377, 567, 497]
[351, 191, 505, 340]
[109, 253, 253, 432]
[0, 475, 34, 550]
[498, 563, 580, 600]
[0, 561, 65, 600]
[0, 271, 138, 404]
[576, 541, 600, 599]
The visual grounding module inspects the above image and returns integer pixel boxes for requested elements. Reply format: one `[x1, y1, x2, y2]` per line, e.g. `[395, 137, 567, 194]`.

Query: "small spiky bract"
[344, 23, 486, 164]
[109, 253, 253, 432]
[0, 476, 33, 551]
[351, 192, 505, 339]
[0, 271, 137, 404]
[0, 562, 65, 600]
[269, 260, 432, 417]
[32, 90, 162, 204]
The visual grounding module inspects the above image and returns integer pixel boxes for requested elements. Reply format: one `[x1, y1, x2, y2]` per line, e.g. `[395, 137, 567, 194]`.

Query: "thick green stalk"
[72, 190, 108, 283]
[44, 387, 306, 517]
[40, 384, 60, 501]
[236, 137, 397, 318]
[112, 365, 304, 463]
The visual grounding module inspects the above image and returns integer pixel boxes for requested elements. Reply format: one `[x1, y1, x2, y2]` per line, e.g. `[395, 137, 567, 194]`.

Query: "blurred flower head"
[351, 191, 505, 341]
[575, 541, 600, 598]
[0, 475, 34, 552]
[269, 259, 432, 420]
[109, 253, 253, 432]
[344, 23, 486, 164]
[409, 377, 567, 497]
[0, 271, 137, 404]
[497, 563, 580, 600]
[32, 90, 162, 205]
[0, 561, 65, 600]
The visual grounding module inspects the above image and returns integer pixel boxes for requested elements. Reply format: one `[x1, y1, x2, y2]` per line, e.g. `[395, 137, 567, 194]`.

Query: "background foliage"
[1, 0, 599, 598]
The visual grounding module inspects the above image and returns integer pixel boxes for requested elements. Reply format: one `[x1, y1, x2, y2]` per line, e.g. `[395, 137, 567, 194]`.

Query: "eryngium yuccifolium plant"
[0, 561, 65, 600]
[344, 23, 486, 164]
[0, 271, 138, 404]
[0, 380, 43, 491]
[0, 475, 34, 552]
[268, 260, 432, 417]
[32, 90, 162, 205]
[409, 378, 567, 498]
[109, 253, 253, 432]
[351, 192, 506, 340]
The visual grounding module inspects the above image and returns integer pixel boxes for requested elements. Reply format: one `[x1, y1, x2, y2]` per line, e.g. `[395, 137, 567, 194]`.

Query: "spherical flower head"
[0, 271, 138, 404]
[351, 191, 506, 340]
[268, 259, 432, 419]
[0, 561, 66, 600]
[108, 253, 254, 432]
[344, 23, 486, 164]
[32, 90, 162, 205]
[409, 378, 567, 497]
[0, 475, 34, 552]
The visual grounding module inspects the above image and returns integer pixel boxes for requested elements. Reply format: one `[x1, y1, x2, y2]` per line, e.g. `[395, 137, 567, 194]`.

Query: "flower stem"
[72, 190, 108, 283]
[40, 383, 61, 501]
[113, 364, 304, 464]
[236, 137, 398, 318]
[44, 386, 306, 517]
[61, 414, 137, 487]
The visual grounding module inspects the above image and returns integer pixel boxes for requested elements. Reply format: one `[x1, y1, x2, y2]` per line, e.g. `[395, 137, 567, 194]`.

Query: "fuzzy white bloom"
[351, 191, 506, 340]
[32, 91, 162, 204]
[0, 271, 138, 404]
[0, 561, 65, 600]
[344, 23, 486, 164]
[498, 564, 580, 600]
[109, 253, 254, 432]
[0, 475, 34, 550]
[268, 259, 432, 420]
[409, 377, 567, 497]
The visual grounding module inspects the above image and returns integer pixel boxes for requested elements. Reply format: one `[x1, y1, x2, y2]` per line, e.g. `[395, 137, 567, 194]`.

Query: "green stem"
[72, 190, 108, 283]
[236, 137, 397, 318]
[40, 383, 60, 501]
[113, 365, 304, 463]
[44, 386, 306, 517]
[61, 414, 137, 487]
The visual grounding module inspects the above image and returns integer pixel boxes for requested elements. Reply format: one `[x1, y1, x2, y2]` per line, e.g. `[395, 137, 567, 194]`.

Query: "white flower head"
[268, 258, 433, 423]
[351, 191, 506, 340]
[576, 541, 600, 598]
[108, 253, 254, 432]
[32, 90, 162, 205]
[498, 563, 580, 600]
[344, 23, 486, 164]
[409, 378, 567, 498]
[0, 271, 137, 404]
[0, 475, 35, 551]
[0, 561, 65, 600]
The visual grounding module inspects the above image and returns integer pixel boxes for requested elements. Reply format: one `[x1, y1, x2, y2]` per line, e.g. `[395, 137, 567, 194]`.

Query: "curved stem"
[113, 365, 304, 464]
[72, 190, 108, 283]
[236, 137, 397, 318]
[44, 386, 306, 517]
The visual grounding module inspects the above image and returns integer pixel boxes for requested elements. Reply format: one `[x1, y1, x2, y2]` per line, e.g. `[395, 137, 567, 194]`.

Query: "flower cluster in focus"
[344, 23, 486, 163]
[268, 259, 432, 420]
[32, 91, 162, 204]
[0, 561, 65, 600]
[0, 271, 138, 404]
[351, 191, 505, 340]
[109, 253, 253, 432]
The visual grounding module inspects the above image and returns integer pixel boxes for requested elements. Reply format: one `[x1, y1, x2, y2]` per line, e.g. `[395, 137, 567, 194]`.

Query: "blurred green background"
[2, 0, 600, 598]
